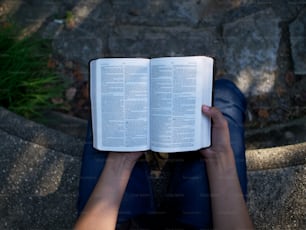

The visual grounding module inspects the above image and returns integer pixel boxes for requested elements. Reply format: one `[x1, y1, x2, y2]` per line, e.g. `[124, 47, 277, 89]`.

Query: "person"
[74, 79, 254, 230]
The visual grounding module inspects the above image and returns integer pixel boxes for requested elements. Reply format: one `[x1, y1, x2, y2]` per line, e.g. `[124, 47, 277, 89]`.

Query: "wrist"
[106, 153, 137, 173]
[204, 150, 237, 177]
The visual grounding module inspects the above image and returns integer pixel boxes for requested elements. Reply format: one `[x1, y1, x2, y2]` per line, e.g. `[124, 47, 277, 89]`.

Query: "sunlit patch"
[70, 0, 101, 27]
[235, 67, 276, 96]
[0, 0, 22, 17]
[1, 140, 65, 196]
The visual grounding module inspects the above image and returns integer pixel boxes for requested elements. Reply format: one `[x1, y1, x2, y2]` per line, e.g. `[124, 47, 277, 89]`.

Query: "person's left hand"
[107, 151, 144, 169]
[75, 151, 144, 230]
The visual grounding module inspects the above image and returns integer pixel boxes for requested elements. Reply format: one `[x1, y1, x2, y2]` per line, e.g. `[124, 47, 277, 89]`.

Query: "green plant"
[65, 11, 76, 29]
[0, 22, 64, 118]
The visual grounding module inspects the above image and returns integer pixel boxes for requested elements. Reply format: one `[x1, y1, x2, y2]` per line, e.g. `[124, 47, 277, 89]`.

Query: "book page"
[150, 56, 213, 153]
[90, 58, 150, 151]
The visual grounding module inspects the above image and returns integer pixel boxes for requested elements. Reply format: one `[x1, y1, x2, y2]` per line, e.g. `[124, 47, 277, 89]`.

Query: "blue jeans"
[77, 79, 247, 229]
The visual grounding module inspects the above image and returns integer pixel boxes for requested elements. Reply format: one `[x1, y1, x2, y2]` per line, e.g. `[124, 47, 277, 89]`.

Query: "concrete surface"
[0, 107, 83, 230]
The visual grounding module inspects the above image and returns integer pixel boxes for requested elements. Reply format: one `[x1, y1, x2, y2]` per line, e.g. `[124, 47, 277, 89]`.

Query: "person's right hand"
[199, 105, 254, 230]
[199, 105, 235, 165]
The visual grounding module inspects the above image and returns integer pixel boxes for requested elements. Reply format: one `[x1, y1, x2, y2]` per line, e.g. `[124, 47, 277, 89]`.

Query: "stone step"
[245, 117, 306, 150]
[40, 111, 88, 140]
[246, 143, 306, 229]
[0, 107, 83, 229]
[0, 109, 84, 157]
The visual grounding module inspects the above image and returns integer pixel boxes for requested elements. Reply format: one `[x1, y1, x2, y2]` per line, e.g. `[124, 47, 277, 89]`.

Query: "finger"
[202, 105, 228, 128]
[201, 105, 211, 116]
[210, 107, 228, 127]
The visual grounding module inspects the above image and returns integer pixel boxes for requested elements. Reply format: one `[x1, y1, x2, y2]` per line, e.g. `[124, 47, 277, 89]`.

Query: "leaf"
[47, 57, 56, 69]
[257, 108, 269, 119]
[276, 86, 286, 97]
[72, 64, 84, 82]
[81, 82, 89, 99]
[65, 87, 77, 101]
[285, 71, 295, 87]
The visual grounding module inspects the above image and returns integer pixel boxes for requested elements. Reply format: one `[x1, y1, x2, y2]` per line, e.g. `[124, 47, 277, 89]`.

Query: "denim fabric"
[77, 78, 247, 229]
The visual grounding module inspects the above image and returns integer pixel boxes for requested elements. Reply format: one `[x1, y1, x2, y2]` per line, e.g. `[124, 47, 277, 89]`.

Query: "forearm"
[75, 154, 136, 230]
[205, 151, 254, 230]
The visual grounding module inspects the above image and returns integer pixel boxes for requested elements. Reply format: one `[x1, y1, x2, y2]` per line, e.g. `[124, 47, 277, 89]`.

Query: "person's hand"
[200, 105, 235, 165]
[75, 151, 143, 230]
[107, 151, 144, 170]
[199, 105, 254, 230]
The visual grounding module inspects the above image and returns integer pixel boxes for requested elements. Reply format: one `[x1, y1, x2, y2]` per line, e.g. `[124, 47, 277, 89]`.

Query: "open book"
[90, 56, 214, 153]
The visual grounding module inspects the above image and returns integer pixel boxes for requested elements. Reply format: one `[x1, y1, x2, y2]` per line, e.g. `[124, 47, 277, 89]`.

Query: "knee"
[213, 78, 247, 111]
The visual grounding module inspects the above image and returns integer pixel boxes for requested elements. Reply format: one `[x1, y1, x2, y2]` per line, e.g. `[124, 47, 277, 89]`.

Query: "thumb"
[202, 105, 228, 129]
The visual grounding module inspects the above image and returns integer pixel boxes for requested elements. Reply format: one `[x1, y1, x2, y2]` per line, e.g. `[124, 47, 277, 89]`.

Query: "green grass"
[0, 22, 64, 118]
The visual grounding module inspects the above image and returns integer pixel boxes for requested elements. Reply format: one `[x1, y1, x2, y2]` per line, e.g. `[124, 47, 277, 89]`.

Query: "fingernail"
[202, 105, 210, 111]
